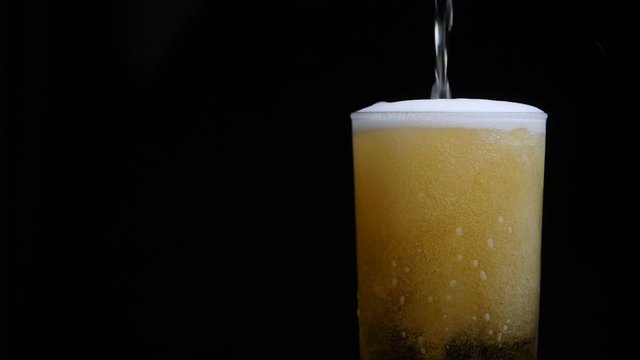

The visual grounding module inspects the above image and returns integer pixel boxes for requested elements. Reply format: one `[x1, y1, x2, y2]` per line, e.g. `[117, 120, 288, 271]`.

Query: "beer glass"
[352, 99, 546, 360]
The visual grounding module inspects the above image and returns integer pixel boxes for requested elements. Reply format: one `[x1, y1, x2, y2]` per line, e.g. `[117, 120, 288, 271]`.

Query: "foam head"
[351, 99, 547, 133]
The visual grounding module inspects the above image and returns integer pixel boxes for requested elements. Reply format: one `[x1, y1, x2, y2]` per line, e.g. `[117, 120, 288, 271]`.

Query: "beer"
[352, 99, 546, 359]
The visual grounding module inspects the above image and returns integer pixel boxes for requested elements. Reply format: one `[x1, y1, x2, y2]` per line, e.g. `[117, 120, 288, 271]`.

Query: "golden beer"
[352, 99, 546, 359]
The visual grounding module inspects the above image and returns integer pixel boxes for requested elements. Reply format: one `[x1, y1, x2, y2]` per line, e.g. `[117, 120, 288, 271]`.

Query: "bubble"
[480, 270, 488, 281]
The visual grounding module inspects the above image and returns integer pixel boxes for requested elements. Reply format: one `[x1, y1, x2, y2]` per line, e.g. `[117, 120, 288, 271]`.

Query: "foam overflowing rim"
[351, 99, 547, 133]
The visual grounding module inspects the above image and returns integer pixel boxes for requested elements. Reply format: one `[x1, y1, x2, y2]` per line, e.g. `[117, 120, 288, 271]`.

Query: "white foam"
[351, 99, 546, 133]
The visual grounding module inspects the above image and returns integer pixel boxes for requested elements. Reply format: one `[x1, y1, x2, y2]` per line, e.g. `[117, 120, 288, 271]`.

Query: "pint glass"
[352, 99, 547, 360]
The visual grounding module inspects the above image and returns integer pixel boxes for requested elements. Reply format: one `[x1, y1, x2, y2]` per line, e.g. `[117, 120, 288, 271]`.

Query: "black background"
[4, 0, 637, 359]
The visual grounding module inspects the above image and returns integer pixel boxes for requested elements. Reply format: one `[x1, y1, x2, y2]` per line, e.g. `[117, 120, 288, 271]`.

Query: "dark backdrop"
[4, 0, 636, 359]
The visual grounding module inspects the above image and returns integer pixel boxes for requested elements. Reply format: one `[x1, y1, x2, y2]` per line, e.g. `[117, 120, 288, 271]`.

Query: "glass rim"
[351, 111, 547, 133]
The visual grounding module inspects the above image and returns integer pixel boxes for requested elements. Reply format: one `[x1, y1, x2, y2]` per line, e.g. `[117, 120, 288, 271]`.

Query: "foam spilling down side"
[351, 99, 547, 133]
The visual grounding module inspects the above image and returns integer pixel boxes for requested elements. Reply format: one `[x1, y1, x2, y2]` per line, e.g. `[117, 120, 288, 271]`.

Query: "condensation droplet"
[487, 238, 494, 249]
[456, 254, 464, 262]
[404, 266, 410, 273]
[420, 348, 426, 354]
[401, 331, 406, 338]
[446, 295, 452, 301]
[449, 279, 457, 287]
[503, 325, 509, 332]
[391, 278, 398, 287]
[391, 260, 397, 267]
[399, 296, 405, 305]
[427, 296, 434, 303]
[508, 226, 513, 234]
[418, 336, 424, 345]
[484, 313, 491, 321]
[498, 216, 505, 224]
[488, 329, 494, 335]
[472, 259, 479, 268]
[480, 270, 488, 281]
